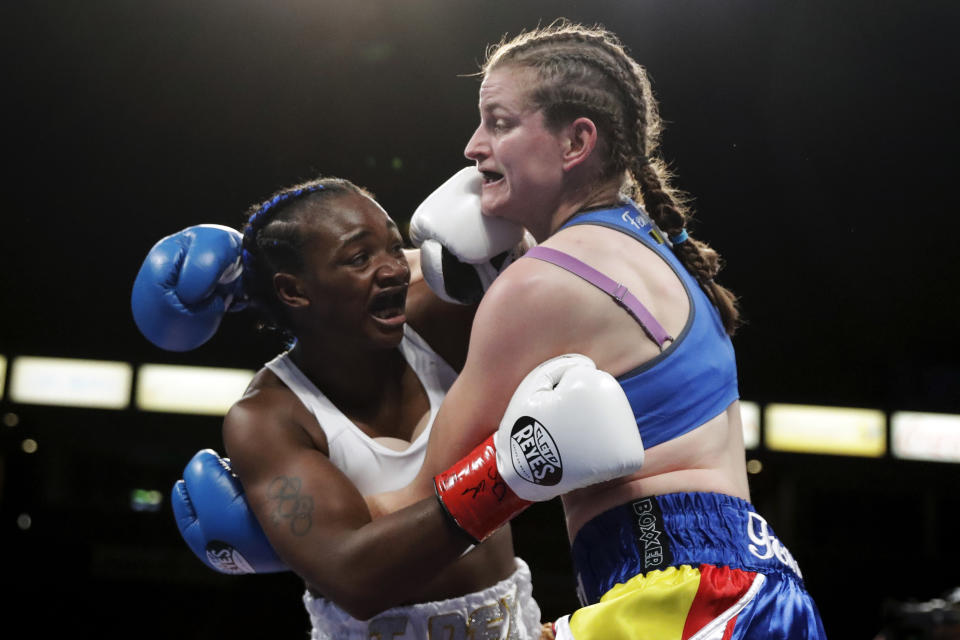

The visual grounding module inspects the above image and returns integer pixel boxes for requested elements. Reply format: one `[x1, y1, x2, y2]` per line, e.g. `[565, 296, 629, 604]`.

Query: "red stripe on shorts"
[681, 564, 756, 640]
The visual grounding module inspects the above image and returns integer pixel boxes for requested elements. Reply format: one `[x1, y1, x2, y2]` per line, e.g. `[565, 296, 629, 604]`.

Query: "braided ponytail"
[486, 20, 740, 334]
[633, 159, 740, 335]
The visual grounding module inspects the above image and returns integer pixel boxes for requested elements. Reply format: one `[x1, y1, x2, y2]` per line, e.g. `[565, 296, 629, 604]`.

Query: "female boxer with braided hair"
[376, 21, 827, 639]
[212, 177, 552, 638]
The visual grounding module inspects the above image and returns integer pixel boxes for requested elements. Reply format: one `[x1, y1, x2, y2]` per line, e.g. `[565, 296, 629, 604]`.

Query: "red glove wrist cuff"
[434, 434, 531, 542]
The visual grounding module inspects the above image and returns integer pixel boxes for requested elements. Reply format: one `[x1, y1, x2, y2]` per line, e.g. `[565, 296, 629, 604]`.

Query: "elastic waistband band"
[304, 558, 541, 640]
[570, 492, 804, 606]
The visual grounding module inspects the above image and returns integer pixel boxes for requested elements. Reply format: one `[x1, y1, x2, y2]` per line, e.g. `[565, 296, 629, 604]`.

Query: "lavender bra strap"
[524, 245, 673, 348]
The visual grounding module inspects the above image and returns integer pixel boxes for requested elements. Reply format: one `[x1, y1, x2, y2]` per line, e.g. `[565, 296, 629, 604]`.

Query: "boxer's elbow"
[294, 553, 405, 620]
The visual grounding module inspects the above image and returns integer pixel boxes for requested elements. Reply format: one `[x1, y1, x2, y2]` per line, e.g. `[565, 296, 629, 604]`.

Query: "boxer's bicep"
[223, 395, 373, 586]
[403, 263, 574, 500]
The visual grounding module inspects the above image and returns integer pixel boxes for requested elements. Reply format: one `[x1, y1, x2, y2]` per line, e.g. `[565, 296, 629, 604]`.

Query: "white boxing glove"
[410, 167, 533, 304]
[434, 354, 644, 542]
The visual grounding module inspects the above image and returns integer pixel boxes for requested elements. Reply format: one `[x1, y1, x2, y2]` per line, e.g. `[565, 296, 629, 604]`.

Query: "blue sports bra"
[524, 202, 739, 449]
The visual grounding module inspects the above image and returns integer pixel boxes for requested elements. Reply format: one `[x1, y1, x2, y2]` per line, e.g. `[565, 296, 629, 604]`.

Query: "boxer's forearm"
[299, 497, 473, 620]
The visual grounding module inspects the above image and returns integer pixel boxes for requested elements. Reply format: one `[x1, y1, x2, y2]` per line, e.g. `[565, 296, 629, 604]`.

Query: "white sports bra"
[265, 325, 456, 495]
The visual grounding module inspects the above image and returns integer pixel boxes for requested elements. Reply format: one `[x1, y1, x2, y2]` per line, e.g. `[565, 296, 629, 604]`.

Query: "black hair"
[240, 176, 372, 341]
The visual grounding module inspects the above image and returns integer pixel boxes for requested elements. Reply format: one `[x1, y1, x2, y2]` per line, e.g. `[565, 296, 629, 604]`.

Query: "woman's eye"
[484, 115, 508, 132]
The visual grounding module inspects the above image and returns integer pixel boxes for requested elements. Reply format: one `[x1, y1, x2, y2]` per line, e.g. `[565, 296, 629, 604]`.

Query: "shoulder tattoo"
[266, 476, 314, 536]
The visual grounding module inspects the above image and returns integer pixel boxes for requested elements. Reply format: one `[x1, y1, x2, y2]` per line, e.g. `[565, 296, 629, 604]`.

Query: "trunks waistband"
[304, 558, 540, 639]
[570, 492, 804, 606]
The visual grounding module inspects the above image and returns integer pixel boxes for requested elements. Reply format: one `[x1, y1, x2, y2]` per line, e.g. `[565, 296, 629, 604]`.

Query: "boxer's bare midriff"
[562, 402, 750, 542]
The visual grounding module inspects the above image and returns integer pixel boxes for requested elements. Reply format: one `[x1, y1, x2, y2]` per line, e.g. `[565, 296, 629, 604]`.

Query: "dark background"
[2, 1, 958, 637]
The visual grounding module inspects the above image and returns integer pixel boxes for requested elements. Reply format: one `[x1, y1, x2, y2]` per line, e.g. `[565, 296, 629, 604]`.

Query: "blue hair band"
[248, 184, 326, 230]
[670, 229, 689, 245]
[241, 183, 327, 293]
[243, 183, 326, 248]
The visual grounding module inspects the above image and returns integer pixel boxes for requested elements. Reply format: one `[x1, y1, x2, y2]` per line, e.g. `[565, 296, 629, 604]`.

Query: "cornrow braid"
[486, 26, 637, 180]
[241, 185, 326, 294]
[485, 19, 740, 334]
[240, 177, 368, 338]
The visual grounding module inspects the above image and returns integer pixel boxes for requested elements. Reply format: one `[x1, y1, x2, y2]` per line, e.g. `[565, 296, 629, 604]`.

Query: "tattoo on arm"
[267, 476, 314, 536]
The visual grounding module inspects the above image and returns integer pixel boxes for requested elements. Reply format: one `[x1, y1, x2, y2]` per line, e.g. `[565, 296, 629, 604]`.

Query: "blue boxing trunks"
[558, 492, 827, 639]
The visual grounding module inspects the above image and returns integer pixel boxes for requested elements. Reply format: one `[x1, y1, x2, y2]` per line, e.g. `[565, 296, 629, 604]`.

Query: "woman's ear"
[274, 272, 310, 309]
[561, 117, 600, 171]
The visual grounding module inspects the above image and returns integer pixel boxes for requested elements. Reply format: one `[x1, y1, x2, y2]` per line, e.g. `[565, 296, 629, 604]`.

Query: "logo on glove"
[509, 417, 563, 486]
[205, 541, 255, 575]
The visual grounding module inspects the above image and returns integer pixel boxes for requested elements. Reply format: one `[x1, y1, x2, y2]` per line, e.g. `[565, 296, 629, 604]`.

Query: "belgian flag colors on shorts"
[561, 492, 827, 639]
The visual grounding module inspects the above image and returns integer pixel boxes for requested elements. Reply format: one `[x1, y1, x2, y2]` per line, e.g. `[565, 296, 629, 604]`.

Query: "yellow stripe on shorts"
[568, 565, 703, 639]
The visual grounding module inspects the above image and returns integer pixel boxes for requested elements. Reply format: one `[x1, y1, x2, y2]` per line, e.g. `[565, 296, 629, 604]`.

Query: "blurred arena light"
[765, 403, 886, 457]
[135, 364, 255, 416]
[892, 411, 960, 463]
[130, 489, 164, 512]
[5, 353, 960, 467]
[740, 401, 760, 449]
[9, 357, 132, 409]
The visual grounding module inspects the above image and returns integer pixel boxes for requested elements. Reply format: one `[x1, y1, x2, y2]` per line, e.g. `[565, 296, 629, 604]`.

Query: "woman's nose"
[464, 123, 487, 161]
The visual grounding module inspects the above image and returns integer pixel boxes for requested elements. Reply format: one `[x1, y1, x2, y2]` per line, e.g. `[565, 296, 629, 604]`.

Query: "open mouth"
[481, 170, 504, 184]
[368, 288, 407, 321]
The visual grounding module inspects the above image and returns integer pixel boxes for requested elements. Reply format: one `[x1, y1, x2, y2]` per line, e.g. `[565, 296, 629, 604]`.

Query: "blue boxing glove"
[131, 224, 246, 352]
[172, 449, 288, 574]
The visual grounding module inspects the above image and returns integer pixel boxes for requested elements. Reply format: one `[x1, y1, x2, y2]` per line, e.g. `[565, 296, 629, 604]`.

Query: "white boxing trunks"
[304, 558, 542, 639]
